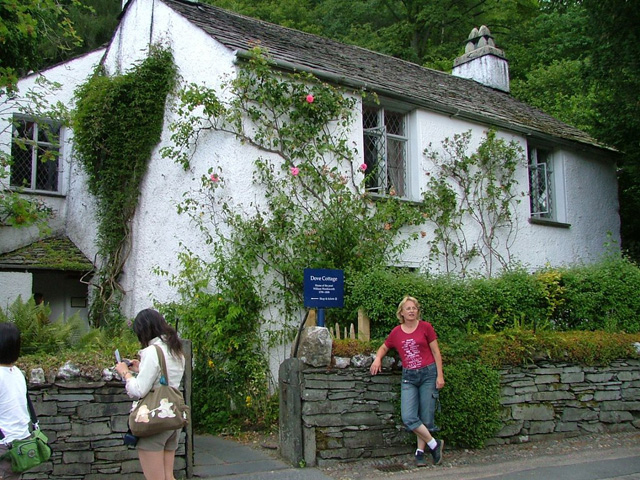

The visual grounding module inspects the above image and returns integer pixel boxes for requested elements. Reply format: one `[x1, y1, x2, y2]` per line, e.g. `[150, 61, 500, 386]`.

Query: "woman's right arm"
[370, 343, 389, 375]
[125, 347, 159, 399]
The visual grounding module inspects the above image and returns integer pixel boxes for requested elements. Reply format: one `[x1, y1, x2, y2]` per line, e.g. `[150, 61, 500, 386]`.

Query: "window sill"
[8, 187, 65, 198]
[528, 217, 571, 229]
[366, 192, 422, 205]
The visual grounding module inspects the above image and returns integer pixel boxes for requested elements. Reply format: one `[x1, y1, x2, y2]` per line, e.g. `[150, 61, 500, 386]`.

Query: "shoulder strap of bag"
[153, 345, 170, 386]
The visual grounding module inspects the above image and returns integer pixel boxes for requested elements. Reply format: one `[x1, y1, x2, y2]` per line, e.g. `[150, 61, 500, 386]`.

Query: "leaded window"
[528, 146, 552, 218]
[10, 116, 61, 192]
[363, 106, 407, 197]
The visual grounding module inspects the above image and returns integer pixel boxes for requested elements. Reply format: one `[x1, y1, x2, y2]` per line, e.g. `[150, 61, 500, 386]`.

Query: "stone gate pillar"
[279, 358, 304, 466]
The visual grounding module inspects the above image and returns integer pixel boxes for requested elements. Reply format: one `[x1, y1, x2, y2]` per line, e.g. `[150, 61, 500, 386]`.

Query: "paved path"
[193, 432, 640, 480]
[193, 434, 333, 479]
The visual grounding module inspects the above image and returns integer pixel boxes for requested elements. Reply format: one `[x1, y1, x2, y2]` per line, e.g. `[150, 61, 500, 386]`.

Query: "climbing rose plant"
[161, 47, 427, 336]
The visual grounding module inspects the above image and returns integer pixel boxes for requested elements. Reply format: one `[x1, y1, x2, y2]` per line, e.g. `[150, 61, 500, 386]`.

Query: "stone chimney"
[452, 25, 509, 93]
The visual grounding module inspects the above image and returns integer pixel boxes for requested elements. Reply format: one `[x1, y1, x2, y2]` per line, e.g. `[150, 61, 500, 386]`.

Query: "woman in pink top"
[370, 295, 445, 467]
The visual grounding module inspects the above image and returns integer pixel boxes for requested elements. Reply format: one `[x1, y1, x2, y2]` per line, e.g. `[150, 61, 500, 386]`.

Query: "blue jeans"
[401, 363, 439, 432]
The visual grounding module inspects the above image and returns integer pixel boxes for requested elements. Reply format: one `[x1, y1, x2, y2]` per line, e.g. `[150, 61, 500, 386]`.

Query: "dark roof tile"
[0, 236, 94, 271]
[161, 0, 608, 152]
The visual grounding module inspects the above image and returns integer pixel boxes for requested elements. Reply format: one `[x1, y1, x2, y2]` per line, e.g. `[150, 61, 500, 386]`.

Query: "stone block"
[555, 422, 579, 432]
[78, 402, 130, 418]
[528, 421, 555, 434]
[53, 462, 92, 475]
[617, 371, 640, 382]
[511, 404, 554, 421]
[594, 390, 621, 401]
[622, 388, 640, 401]
[297, 327, 332, 367]
[561, 408, 598, 422]
[500, 394, 533, 405]
[578, 421, 604, 433]
[561, 372, 584, 383]
[71, 422, 113, 436]
[496, 421, 524, 437]
[510, 379, 535, 388]
[534, 375, 559, 384]
[600, 401, 640, 411]
[585, 373, 615, 383]
[303, 389, 327, 401]
[600, 411, 634, 423]
[532, 391, 574, 402]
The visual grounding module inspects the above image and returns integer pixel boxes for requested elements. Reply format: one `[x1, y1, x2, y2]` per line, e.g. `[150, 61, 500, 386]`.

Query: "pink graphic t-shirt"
[384, 321, 437, 370]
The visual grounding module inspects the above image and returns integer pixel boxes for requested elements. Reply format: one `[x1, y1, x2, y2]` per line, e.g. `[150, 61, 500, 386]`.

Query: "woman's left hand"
[115, 362, 130, 377]
[436, 375, 445, 390]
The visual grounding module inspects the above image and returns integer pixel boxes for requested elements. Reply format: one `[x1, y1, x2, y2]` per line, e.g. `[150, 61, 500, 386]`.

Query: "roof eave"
[234, 49, 615, 157]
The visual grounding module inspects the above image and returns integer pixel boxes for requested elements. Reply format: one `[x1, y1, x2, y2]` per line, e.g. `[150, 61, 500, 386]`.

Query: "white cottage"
[0, 0, 619, 354]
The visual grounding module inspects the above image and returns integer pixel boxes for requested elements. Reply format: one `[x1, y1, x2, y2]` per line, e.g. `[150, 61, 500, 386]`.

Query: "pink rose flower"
[291, 166, 300, 176]
[359, 163, 367, 172]
[306, 94, 314, 103]
[210, 173, 219, 182]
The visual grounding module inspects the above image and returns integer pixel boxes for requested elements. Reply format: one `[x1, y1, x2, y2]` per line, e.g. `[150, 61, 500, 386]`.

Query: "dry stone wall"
[280, 357, 640, 467]
[496, 359, 640, 444]
[22, 380, 190, 480]
[18, 340, 192, 480]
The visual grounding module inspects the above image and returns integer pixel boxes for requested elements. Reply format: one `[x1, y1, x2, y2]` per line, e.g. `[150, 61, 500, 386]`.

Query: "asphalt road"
[317, 431, 640, 480]
[195, 431, 640, 480]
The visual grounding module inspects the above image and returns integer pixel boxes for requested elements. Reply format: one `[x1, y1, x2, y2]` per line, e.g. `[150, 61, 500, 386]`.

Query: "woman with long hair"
[116, 309, 186, 480]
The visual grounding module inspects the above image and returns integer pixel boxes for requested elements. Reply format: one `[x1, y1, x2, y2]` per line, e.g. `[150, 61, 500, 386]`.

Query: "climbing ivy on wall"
[72, 45, 177, 327]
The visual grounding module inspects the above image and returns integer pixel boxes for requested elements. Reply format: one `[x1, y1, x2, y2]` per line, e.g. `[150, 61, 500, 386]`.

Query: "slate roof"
[159, 0, 610, 153]
[0, 236, 94, 272]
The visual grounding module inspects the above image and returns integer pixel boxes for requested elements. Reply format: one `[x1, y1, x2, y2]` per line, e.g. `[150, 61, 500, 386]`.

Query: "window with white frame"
[363, 105, 408, 197]
[10, 116, 61, 193]
[528, 145, 554, 219]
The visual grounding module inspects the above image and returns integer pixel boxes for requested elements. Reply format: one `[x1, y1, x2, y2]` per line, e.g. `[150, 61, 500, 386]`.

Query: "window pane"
[36, 147, 59, 191]
[363, 107, 380, 129]
[14, 119, 35, 140]
[38, 122, 60, 144]
[10, 116, 60, 191]
[10, 143, 33, 188]
[387, 137, 406, 196]
[385, 111, 404, 136]
[529, 163, 550, 217]
[364, 131, 384, 193]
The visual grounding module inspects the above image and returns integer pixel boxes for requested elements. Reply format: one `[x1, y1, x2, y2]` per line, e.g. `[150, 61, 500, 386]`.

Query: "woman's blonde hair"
[396, 295, 421, 323]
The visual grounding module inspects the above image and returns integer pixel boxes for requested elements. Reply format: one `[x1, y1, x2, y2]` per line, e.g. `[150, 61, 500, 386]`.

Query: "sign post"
[303, 268, 344, 327]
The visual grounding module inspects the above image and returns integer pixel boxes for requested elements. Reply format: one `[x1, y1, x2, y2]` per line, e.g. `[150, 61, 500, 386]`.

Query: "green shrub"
[555, 256, 640, 332]
[159, 292, 274, 434]
[351, 257, 640, 339]
[437, 361, 501, 448]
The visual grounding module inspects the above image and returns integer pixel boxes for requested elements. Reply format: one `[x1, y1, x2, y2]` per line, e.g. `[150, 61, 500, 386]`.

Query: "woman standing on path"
[116, 309, 186, 480]
[370, 295, 445, 467]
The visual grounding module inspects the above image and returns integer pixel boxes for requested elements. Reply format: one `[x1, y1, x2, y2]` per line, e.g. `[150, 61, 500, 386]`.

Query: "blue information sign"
[303, 268, 344, 308]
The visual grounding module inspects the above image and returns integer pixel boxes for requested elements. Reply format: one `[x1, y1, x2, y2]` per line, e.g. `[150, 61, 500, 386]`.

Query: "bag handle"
[152, 345, 170, 386]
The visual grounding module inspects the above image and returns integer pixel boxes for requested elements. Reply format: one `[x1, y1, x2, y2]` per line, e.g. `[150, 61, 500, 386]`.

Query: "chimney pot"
[452, 26, 510, 93]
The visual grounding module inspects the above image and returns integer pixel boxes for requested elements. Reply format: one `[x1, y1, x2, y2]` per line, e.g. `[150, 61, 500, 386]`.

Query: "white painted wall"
[0, 272, 32, 311]
[0, 49, 106, 255]
[0, 0, 621, 380]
